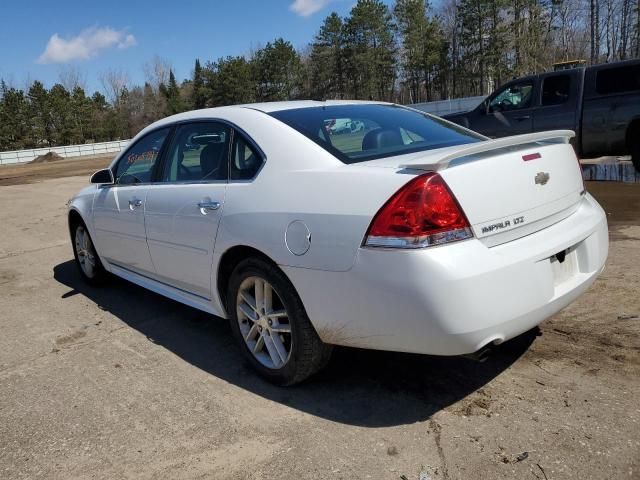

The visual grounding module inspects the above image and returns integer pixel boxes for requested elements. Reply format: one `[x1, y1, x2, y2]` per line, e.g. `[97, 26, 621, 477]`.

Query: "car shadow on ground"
[54, 260, 538, 428]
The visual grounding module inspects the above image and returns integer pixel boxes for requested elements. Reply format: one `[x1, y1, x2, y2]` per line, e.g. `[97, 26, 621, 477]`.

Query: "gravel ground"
[0, 162, 638, 479]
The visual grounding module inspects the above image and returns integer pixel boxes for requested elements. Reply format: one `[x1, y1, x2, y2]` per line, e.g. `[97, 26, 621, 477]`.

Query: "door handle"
[128, 198, 143, 210]
[515, 115, 531, 121]
[198, 201, 221, 214]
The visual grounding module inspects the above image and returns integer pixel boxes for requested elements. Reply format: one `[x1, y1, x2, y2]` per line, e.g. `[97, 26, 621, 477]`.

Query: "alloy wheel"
[236, 276, 293, 369]
[75, 226, 96, 278]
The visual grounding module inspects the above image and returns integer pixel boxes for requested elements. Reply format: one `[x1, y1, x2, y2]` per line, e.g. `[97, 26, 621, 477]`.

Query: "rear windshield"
[269, 104, 483, 164]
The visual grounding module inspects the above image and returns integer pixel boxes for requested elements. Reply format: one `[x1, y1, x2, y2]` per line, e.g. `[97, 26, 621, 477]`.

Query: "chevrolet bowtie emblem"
[535, 172, 550, 185]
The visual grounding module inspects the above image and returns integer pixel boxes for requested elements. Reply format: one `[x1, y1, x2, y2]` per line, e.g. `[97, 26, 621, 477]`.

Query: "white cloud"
[37, 27, 136, 64]
[289, 0, 335, 17]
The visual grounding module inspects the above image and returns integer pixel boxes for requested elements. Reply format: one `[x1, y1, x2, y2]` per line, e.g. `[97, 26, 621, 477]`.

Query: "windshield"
[270, 104, 483, 164]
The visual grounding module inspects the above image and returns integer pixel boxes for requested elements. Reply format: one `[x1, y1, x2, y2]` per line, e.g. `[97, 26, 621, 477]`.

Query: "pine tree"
[343, 0, 397, 100]
[192, 59, 207, 108]
[309, 12, 345, 99]
[0, 81, 29, 149]
[208, 56, 255, 106]
[163, 69, 184, 115]
[394, 0, 442, 102]
[252, 39, 303, 101]
[27, 81, 53, 146]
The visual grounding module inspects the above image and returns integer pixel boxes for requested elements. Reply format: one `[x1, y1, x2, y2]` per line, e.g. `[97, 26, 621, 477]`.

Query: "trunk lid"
[359, 131, 585, 246]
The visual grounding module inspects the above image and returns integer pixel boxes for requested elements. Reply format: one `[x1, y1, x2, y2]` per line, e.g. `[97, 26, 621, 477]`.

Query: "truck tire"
[633, 145, 640, 173]
[628, 124, 640, 173]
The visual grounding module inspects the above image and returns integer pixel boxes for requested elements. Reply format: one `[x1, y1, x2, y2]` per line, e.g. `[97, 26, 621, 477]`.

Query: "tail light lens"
[364, 173, 473, 248]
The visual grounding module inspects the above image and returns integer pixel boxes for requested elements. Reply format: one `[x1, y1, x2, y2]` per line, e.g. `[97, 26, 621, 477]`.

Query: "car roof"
[132, 100, 393, 141]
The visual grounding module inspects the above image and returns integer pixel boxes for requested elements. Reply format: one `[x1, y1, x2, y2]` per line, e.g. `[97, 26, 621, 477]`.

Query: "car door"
[92, 127, 171, 276]
[479, 79, 536, 137]
[143, 121, 232, 299]
[533, 71, 580, 132]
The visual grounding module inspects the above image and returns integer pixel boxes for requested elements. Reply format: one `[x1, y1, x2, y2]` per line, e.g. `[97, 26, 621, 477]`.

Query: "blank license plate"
[551, 249, 578, 286]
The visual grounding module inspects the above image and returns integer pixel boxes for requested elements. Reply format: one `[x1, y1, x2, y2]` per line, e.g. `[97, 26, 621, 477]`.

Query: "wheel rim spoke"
[263, 333, 283, 367]
[75, 227, 95, 277]
[254, 279, 264, 313]
[239, 302, 258, 322]
[253, 334, 265, 353]
[236, 276, 292, 370]
[270, 323, 291, 333]
[263, 281, 272, 313]
[268, 331, 288, 364]
[244, 323, 259, 342]
[240, 291, 259, 315]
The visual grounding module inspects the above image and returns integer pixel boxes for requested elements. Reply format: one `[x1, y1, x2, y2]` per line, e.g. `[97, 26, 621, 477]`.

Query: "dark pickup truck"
[443, 59, 640, 171]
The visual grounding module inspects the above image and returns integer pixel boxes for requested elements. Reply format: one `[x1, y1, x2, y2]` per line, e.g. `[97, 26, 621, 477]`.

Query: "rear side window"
[161, 122, 231, 182]
[270, 104, 481, 164]
[115, 127, 170, 184]
[230, 134, 262, 180]
[542, 75, 571, 105]
[596, 64, 640, 95]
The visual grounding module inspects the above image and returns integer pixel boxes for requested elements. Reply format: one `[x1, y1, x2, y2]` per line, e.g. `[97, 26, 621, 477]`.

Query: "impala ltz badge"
[481, 216, 525, 234]
[535, 172, 550, 185]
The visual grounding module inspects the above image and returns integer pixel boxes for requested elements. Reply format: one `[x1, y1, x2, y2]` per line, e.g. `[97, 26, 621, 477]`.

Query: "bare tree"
[590, 0, 599, 63]
[99, 68, 130, 104]
[143, 55, 172, 92]
[58, 65, 86, 91]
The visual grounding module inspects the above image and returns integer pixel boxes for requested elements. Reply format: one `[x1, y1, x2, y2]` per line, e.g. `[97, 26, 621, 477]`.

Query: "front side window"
[115, 127, 170, 184]
[161, 122, 231, 182]
[489, 82, 534, 112]
[270, 104, 481, 164]
[542, 75, 571, 106]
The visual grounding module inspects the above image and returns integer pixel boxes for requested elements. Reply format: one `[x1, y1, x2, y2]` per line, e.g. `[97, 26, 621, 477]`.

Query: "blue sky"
[0, 0, 390, 93]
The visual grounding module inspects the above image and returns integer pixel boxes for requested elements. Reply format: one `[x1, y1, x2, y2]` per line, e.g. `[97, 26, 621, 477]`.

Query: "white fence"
[0, 139, 130, 165]
[410, 96, 485, 116]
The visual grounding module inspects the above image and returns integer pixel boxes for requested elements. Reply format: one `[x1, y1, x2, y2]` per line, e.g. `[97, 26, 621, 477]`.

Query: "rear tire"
[227, 257, 332, 385]
[628, 124, 640, 173]
[632, 144, 640, 173]
[71, 220, 107, 285]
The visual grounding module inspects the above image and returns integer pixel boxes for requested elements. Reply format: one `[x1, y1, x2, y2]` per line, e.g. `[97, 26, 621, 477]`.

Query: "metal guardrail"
[0, 140, 130, 165]
[410, 96, 485, 116]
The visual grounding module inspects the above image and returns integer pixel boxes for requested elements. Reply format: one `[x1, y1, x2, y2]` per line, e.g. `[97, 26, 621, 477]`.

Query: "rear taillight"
[364, 172, 473, 248]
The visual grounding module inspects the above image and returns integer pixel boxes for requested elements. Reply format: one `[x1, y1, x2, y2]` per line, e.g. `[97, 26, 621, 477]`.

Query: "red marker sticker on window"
[522, 153, 541, 161]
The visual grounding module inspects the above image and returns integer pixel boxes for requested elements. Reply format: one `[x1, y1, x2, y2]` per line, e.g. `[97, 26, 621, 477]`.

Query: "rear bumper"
[283, 193, 608, 355]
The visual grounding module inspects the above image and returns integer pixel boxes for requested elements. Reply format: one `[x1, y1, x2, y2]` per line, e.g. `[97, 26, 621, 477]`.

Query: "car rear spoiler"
[400, 130, 576, 171]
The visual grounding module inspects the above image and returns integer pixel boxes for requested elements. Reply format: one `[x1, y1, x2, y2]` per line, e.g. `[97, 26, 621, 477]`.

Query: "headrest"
[362, 128, 403, 151]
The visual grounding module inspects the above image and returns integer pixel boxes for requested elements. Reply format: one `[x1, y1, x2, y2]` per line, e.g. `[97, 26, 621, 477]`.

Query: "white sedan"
[68, 101, 608, 385]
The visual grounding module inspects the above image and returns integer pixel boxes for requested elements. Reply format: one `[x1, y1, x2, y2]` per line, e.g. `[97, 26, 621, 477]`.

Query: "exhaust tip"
[462, 346, 492, 363]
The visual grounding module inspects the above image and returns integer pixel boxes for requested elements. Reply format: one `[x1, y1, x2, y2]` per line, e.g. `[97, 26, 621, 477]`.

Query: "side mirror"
[90, 168, 114, 184]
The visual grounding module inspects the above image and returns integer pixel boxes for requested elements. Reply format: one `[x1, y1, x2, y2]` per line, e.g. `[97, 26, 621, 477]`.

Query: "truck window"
[489, 81, 533, 112]
[542, 75, 571, 106]
[596, 64, 640, 95]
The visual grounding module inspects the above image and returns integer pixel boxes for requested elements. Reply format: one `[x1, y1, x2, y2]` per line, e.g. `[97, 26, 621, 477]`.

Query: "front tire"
[71, 221, 107, 285]
[227, 257, 332, 385]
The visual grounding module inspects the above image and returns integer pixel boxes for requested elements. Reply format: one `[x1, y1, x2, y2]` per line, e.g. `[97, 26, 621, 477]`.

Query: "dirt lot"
[0, 155, 113, 186]
[0, 158, 638, 479]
